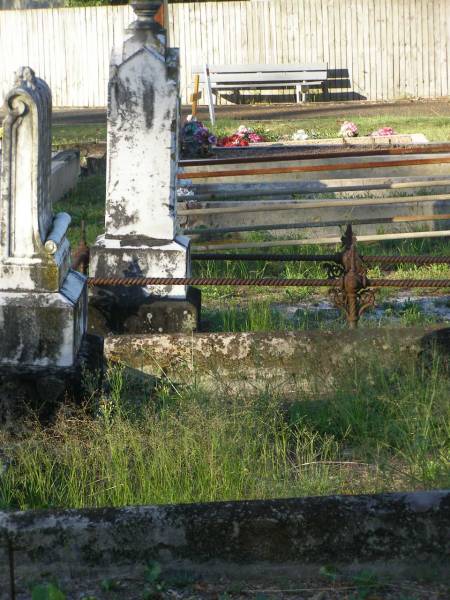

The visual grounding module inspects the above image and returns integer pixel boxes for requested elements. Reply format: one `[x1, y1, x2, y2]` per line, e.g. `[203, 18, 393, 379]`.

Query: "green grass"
[208, 115, 450, 143]
[202, 297, 447, 332]
[58, 175, 105, 247]
[52, 124, 106, 147]
[1, 354, 448, 510]
[51, 114, 450, 146]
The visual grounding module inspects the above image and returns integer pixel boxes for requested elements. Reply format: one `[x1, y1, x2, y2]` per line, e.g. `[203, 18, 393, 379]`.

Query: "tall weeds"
[0, 354, 448, 510]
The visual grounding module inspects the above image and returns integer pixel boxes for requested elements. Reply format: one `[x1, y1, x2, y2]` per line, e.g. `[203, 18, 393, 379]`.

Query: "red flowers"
[216, 125, 266, 147]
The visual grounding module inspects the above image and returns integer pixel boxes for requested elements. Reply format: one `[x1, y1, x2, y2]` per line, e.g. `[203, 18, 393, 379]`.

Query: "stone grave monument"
[0, 67, 92, 420]
[90, 1, 199, 334]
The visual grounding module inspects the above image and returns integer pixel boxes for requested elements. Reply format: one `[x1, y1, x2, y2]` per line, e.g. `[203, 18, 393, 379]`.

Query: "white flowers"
[292, 129, 309, 141]
[177, 187, 195, 197]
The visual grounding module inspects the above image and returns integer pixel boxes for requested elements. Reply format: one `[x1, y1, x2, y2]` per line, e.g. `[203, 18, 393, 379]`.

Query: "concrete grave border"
[0, 490, 449, 596]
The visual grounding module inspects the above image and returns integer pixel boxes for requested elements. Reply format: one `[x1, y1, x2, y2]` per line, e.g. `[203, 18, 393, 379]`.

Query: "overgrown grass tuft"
[1, 354, 448, 511]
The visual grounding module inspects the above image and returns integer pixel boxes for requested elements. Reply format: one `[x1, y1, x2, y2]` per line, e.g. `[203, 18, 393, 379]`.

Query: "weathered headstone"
[0, 66, 87, 370]
[90, 1, 199, 334]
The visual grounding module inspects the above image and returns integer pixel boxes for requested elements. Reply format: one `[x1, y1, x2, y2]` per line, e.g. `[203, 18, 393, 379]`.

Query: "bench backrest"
[192, 64, 328, 84]
[193, 64, 328, 74]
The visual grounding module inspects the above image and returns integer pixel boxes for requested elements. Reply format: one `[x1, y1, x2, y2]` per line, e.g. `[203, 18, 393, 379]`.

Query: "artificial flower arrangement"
[216, 125, 266, 147]
[292, 129, 309, 141]
[339, 121, 359, 137]
[371, 126, 396, 137]
[181, 116, 217, 158]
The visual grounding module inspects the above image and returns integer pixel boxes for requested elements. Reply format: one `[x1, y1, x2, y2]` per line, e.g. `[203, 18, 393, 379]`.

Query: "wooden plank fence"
[0, 0, 449, 107]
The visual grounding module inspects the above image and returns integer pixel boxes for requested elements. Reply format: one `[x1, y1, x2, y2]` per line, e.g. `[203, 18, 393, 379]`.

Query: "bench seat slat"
[209, 82, 326, 90]
[199, 72, 328, 84]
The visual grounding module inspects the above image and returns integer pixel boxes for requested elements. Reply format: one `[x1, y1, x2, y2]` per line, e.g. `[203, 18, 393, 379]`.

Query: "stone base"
[89, 286, 201, 335]
[90, 234, 190, 299]
[89, 234, 199, 334]
[0, 270, 87, 368]
[0, 334, 104, 430]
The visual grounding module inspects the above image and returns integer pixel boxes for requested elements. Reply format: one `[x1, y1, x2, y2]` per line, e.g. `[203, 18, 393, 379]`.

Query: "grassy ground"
[52, 114, 450, 146]
[210, 115, 450, 143]
[1, 351, 449, 511]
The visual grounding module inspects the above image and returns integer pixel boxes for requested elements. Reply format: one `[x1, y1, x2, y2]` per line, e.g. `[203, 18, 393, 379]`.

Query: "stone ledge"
[104, 327, 450, 392]
[0, 491, 449, 596]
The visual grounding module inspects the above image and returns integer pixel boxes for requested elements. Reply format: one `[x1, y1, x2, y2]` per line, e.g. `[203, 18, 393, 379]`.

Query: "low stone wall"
[0, 148, 80, 204]
[50, 150, 80, 204]
[0, 491, 449, 597]
[104, 327, 450, 392]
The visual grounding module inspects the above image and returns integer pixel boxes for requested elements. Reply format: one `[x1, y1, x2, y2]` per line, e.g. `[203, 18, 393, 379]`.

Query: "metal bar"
[182, 213, 450, 236]
[86, 275, 450, 289]
[190, 252, 450, 265]
[179, 143, 450, 167]
[87, 276, 337, 287]
[369, 278, 450, 288]
[177, 193, 450, 216]
[178, 156, 450, 180]
[192, 229, 450, 251]
[191, 252, 340, 262]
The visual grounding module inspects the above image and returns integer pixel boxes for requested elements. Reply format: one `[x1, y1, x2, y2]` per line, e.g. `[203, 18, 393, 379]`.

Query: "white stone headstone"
[91, 1, 190, 299]
[0, 66, 70, 292]
[0, 67, 86, 368]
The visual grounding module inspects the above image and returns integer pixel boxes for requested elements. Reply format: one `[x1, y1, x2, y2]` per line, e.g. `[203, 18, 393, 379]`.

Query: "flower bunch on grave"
[216, 125, 266, 147]
[292, 129, 309, 141]
[181, 116, 217, 158]
[371, 126, 396, 137]
[339, 121, 359, 137]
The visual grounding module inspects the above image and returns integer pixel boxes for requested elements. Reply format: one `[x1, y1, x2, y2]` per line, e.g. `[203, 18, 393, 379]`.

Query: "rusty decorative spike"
[330, 224, 375, 328]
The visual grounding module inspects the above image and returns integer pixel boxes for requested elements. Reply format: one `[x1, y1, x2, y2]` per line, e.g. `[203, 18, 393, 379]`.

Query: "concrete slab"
[104, 327, 450, 393]
[0, 147, 80, 203]
[0, 490, 448, 597]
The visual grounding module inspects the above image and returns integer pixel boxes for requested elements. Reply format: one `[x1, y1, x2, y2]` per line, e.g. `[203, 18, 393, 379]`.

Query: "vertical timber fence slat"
[1, 1, 450, 106]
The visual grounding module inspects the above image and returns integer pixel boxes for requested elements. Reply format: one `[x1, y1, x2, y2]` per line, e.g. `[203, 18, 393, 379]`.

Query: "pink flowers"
[217, 125, 266, 147]
[372, 126, 397, 137]
[339, 121, 359, 137]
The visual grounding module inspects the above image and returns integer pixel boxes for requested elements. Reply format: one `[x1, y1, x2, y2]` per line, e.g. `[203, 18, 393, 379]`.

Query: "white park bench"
[192, 63, 329, 107]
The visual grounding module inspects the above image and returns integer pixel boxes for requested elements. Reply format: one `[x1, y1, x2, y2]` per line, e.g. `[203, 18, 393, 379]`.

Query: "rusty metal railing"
[76, 224, 450, 329]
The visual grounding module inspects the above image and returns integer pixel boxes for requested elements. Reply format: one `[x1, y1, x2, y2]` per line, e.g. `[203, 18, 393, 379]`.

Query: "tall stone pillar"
[90, 1, 198, 334]
[0, 67, 88, 414]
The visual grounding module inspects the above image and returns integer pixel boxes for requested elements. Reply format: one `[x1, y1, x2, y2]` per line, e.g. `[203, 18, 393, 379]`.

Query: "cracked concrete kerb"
[0, 491, 449, 595]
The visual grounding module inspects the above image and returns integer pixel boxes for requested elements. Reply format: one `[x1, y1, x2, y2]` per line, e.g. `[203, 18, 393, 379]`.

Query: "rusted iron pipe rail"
[86, 276, 450, 289]
[179, 156, 450, 180]
[179, 143, 450, 167]
[191, 252, 340, 262]
[190, 252, 450, 265]
[84, 224, 450, 329]
[87, 277, 338, 288]
[182, 212, 450, 236]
